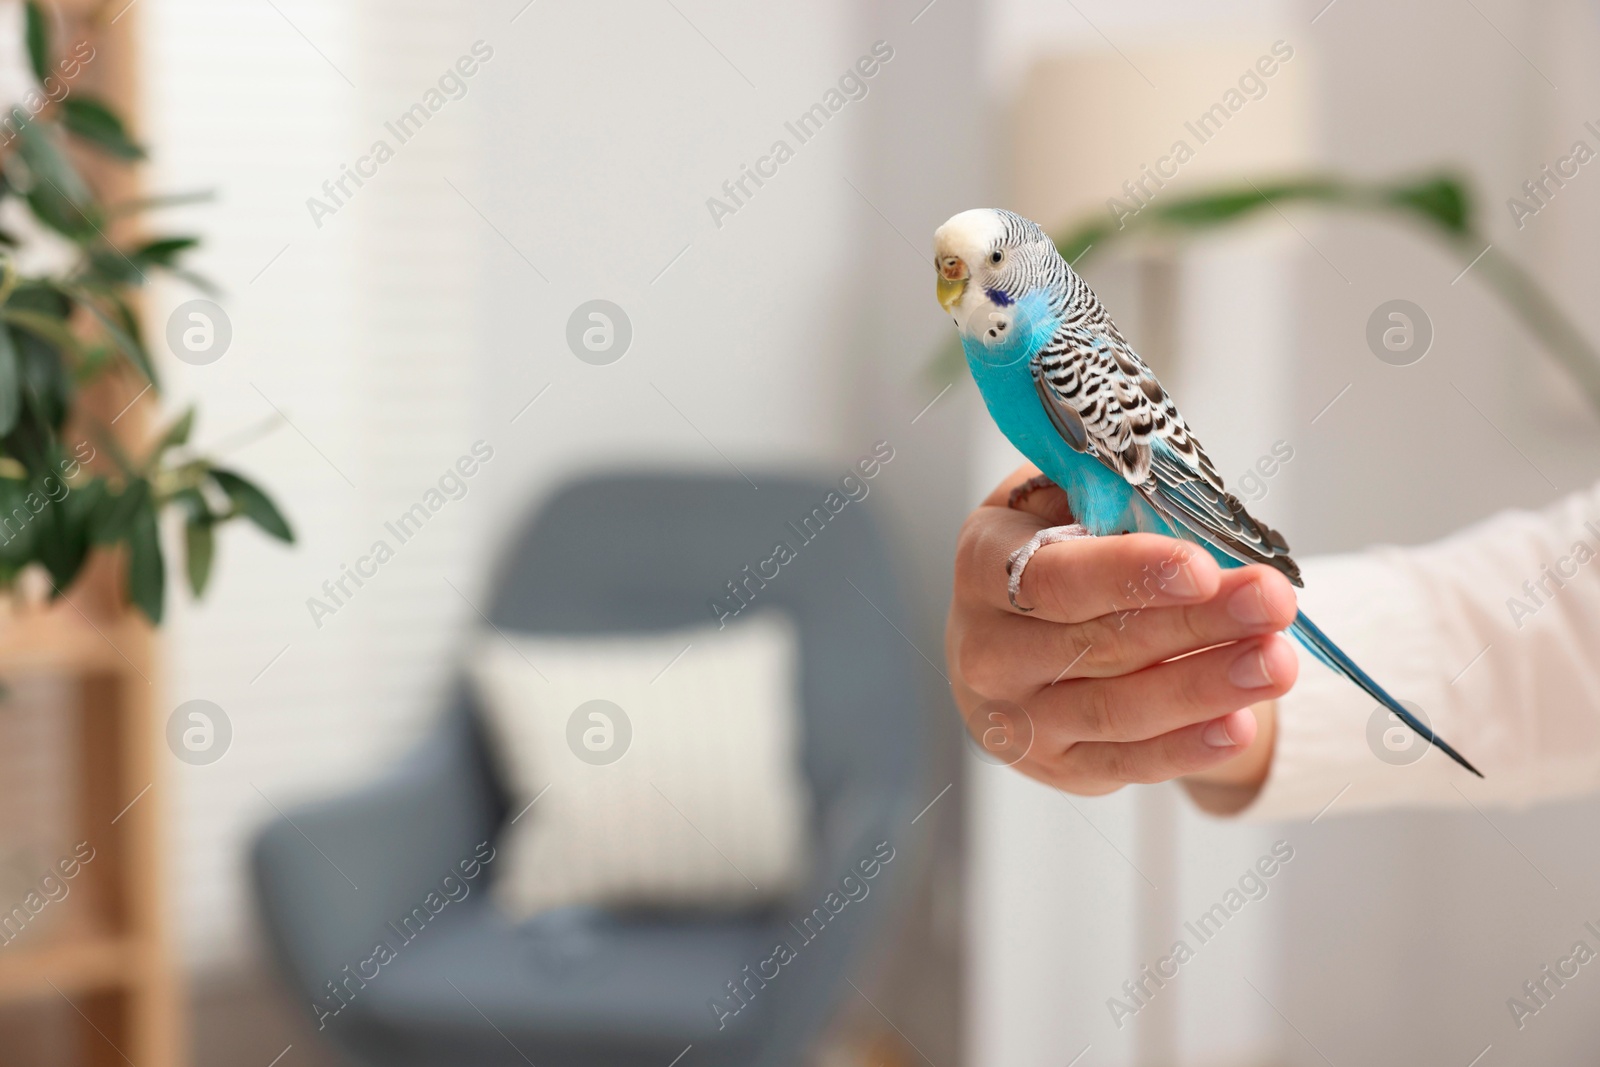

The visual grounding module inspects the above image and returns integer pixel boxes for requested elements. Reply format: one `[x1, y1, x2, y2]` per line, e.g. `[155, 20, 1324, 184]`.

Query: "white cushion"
[467, 612, 811, 919]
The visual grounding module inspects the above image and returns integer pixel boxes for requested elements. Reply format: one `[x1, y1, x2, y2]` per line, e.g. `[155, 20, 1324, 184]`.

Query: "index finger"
[958, 505, 1222, 624]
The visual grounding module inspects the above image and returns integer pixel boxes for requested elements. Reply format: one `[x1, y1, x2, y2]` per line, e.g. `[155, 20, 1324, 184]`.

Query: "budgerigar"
[934, 207, 1481, 777]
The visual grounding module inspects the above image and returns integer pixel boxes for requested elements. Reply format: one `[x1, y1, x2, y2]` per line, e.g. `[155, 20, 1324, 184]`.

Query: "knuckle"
[1077, 680, 1120, 740]
[1101, 744, 1146, 785]
[1068, 618, 1113, 673]
[955, 630, 1001, 695]
[1055, 623, 1104, 677]
[953, 516, 986, 583]
[1033, 556, 1083, 616]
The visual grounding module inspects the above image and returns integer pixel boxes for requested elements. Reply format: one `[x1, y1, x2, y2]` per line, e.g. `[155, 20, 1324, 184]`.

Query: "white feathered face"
[933, 208, 1052, 346]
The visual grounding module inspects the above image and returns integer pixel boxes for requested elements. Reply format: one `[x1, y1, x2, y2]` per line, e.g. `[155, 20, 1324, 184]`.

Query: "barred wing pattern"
[1030, 273, 1302, 586]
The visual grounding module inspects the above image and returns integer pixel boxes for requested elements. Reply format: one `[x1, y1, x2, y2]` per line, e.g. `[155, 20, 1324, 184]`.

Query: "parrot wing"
[1031, 326, 1302, 586]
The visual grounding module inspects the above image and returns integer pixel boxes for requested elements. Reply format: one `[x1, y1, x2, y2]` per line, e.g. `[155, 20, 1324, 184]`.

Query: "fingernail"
[1228, 645, 1275, 689]
[1227, 583, 1274, 626]
[1201, 718, 1238, 748]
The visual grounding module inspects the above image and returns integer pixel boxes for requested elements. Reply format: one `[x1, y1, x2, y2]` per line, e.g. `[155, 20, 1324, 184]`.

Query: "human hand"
[947, 465, 1295, 804]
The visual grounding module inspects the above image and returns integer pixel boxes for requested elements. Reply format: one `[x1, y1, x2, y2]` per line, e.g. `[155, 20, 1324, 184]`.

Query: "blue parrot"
[934, 207, 1481, 777]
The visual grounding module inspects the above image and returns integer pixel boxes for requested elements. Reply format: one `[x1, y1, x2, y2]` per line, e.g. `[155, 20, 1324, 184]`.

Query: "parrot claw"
[1006, 475, 1059, 511]
[1006, 524, 1091, 612]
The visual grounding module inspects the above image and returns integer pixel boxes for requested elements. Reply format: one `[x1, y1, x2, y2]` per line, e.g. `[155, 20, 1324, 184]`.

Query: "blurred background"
[0, 0, 1598, 1064]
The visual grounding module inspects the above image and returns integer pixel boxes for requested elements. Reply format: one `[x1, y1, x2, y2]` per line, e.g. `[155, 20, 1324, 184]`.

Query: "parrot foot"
[1006, 524, 1091, 612]
[1007, 475, 1059, 511]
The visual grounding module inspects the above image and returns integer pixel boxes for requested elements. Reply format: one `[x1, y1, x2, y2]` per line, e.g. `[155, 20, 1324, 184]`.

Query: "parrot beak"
[936, 256, 968, 312]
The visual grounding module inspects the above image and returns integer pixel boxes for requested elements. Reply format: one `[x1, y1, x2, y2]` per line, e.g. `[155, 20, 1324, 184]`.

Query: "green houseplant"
[1, 1, 290, 623]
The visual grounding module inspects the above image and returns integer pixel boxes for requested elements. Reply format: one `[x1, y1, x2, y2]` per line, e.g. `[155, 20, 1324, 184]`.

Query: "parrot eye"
[990, 250, 1004, 264]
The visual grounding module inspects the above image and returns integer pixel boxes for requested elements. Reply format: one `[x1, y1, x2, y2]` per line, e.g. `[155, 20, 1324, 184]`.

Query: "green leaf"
[211, 468, 293, 543]
[2, 307, 82, 359]
[1383, 174, 1473, 237]
[35, 472, 99, 592]
[126, 493, 164, 623]
[0, 477, 35, 563]
[106, 189, 215, 219]
[7, 279, 72, 318]
[0, 327, 20, 437]
[184, 512, 213, 597]
[1147, 179, 1349, 230]
[143, 407, 196, 471]
[131, 236, 199, 267]
[1053, 220, 1114, 267]
[23, 181, 94, 239]
[79, 299, 158, 387]
[13, 324, 72, 432]
[60, 97, 145, 161]
[13, 112, 91, 206]
[85, 246, 145, 286]
[24, 3, 49, 85]
[2, 403, 51, 472]
[155, 407, 195, 453]
[1151, 189, 1277, 227]
[171, 484, 209, 521]
[92, 477, 148, 544]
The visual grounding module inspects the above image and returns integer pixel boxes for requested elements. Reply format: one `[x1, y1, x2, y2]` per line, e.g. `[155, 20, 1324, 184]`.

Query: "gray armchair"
[252, 471, 930, 1066]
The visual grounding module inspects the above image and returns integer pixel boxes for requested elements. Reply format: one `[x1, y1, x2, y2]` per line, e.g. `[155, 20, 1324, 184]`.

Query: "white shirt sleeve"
[1244, 479, 1600, 820]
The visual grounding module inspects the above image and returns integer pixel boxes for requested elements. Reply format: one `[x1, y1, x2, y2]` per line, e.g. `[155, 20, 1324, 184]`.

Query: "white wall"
[144, 0, 892, 975]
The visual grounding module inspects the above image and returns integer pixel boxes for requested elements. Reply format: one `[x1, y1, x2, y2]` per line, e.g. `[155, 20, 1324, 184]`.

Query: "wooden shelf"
[0, 1, 182, 1062]
[0, 607, 148, 677]
[0, 595, 178, 1061]
[0, 931, 138, 1000]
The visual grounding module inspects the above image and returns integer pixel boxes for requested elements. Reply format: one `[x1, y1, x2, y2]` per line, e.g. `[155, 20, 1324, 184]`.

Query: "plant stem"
[1465, 240, 1600, 413]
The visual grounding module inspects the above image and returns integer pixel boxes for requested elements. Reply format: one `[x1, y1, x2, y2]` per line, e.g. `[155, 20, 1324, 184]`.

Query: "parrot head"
[934, 208, 1058, 356]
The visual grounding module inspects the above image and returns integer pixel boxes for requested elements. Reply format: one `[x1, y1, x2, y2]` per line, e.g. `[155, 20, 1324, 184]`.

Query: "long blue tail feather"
[1288, 610, 1482, 778]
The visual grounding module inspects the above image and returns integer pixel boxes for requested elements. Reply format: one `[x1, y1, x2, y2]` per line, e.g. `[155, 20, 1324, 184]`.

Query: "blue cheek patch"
[985, 287, 1014, 307]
